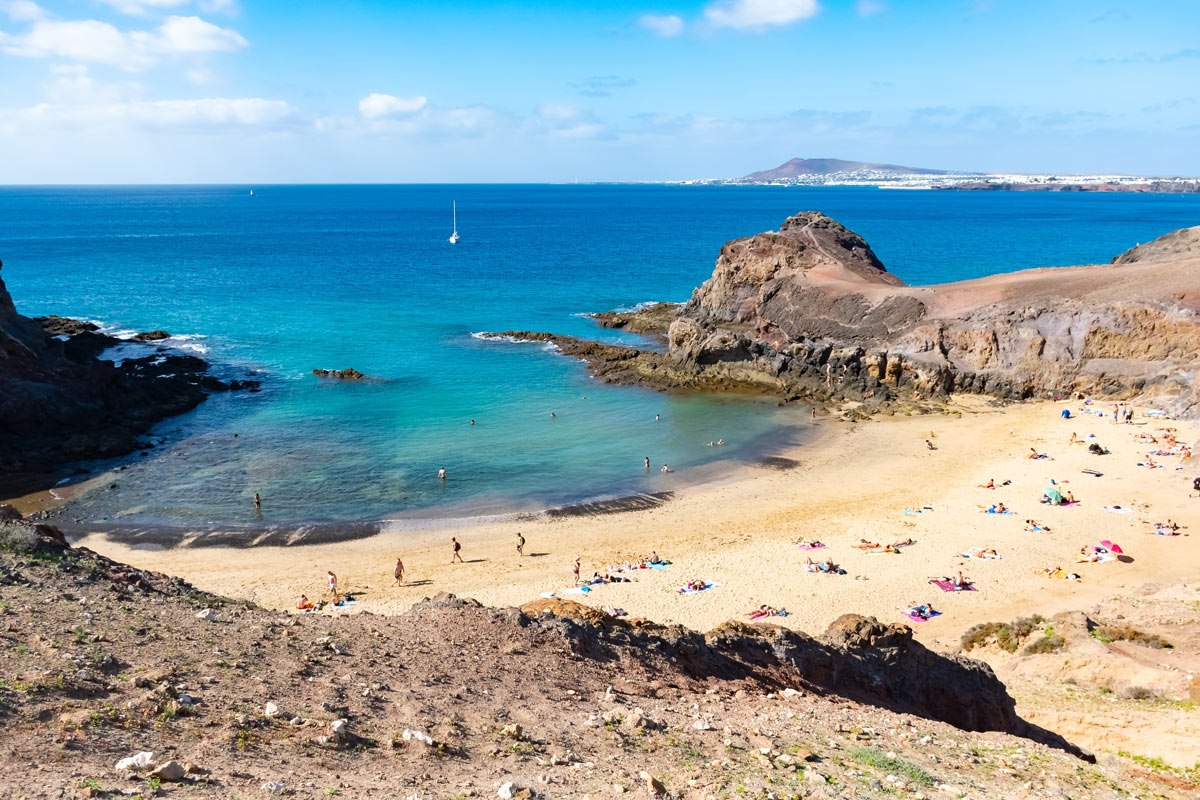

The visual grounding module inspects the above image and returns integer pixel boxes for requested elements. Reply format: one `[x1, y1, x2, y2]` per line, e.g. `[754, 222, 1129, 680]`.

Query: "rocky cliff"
[0, 263, 257, 495]
[487, 214, 1200, 416]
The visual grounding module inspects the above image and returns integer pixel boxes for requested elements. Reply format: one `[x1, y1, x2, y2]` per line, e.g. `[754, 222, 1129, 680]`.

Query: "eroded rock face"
[661, 214, 1200, 414]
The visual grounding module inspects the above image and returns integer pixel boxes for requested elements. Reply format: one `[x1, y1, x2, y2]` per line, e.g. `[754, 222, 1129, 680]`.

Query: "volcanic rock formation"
[0, 262, 258, 495]
[486, 213, 1200, 416]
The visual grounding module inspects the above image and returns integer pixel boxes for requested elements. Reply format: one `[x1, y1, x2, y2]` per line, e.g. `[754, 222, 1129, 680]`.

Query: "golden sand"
[74, 398, 1200, 649]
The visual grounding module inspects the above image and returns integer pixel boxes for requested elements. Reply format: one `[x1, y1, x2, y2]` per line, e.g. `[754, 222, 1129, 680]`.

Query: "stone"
[264, 701, 280, 718]
[497, 782, 516, 799]
[262, 782, 285, 794]
[501, 723, 523, 739]
[639, 771, 666, 796]
[195, 608, 215, 622]
[149, 761, 186, 782]
[330, 719, 347, 735]
[114, 752, 154, 771]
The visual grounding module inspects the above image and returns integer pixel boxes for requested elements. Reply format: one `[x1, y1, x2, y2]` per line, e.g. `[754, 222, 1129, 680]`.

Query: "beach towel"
[932, 580, 977, 592]
[1103, 506, 1134, 514]
[983, 509, 1014, 515]
[1149, 529, 1180, 536]
[539, 592, 556, 599]
[647, 563, 671, 570]
[795, 542, 827, 550]
[676, 582, 721, 594]
[1078, 553, 1117, 564]
[961, 551, 1001, 560]
[806, 564, 845, 575]
[900, 608, 943, 622]
[562, 586, 591, 595]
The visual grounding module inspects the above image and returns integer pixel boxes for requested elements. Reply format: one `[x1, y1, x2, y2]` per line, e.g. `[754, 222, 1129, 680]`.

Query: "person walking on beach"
[394, 558, 404, 585]
[573, 556, 581, 586]
[451, 537, 463, 563]
[516, 533, 525, 557]
[326, 570, 340, 604]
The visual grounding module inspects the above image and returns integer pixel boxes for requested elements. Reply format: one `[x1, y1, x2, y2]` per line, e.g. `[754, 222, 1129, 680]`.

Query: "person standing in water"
[393, 558, 404, 585]
[451, 537, 463, 563]
[644, 456, 650, 470]
[438, 467, 446, 479]
[253, 492, 261, 508]
[516, 533, 525, 556]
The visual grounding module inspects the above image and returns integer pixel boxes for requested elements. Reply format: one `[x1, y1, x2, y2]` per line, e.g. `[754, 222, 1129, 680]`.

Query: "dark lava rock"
[132, 330, 171, 342]
[313, 368, 365, 380]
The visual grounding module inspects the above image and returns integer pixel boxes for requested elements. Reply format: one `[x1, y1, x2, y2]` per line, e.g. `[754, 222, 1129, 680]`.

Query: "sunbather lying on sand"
[888, 538, 915, 548]
[806, 557, 840, 574]
[978, 478, 996, 489]
[747, 605, 785, 620]
[982, 503, 1009, 514]
[794, 537, 825, 548]
[1024, 519, 1050, 532]
[681, 579, 709, 592]
[906, 602, 938, 621]
[852, 540, 880, 549]
[1040, 566, 1081, 580]
[963, 547, 1000, 559]
[929, 571, 969, 589]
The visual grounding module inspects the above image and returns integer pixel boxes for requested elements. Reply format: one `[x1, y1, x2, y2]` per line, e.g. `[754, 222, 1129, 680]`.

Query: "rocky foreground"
[0, 264, 259, 496]
[2, 508, 1197, 799]
[486, 215, 1200, 417]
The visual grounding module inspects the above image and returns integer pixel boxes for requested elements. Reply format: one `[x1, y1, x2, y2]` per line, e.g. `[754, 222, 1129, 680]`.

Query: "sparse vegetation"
[849, 746, 936, 787]
[1092, 624, 1173, 649]
[961, 615, 1047, 652]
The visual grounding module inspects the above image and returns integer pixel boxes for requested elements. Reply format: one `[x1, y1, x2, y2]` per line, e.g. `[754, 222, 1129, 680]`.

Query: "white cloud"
[358, 92, 428, 119]
[99, 0, 235, 15]
[638, 13, 684, 37]
[1, 15, 248, 70]
[9, 96, 293, 131]
[2, 0, 44, 22]
[704, 0, 819, 29]
[856, 0, 885, 16]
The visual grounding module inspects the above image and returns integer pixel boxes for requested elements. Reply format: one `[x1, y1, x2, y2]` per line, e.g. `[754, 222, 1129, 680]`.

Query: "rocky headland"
[0, 263, 259, 496]
[485, 214, 1200, 417]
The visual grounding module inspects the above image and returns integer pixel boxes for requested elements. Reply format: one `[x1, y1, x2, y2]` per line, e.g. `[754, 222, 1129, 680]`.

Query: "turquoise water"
[2, 185, 1198, 528]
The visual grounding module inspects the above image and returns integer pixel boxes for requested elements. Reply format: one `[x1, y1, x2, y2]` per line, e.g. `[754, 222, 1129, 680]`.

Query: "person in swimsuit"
[438, 467, 446, 479]
[326, 571, 339, 604]
[451, 537, 463, 563]
[394, 558, 404, 585]
[254, 492, 261, 508]
[516, 533, 525, 556]
[572, 556, 581, 586]
[644, 456, 650, 470]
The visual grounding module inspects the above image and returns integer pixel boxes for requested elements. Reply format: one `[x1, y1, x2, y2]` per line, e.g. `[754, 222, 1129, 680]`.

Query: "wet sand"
[73, 397, 1200, 650]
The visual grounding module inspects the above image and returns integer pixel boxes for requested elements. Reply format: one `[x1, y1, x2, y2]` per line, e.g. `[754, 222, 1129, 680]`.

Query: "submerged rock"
[312, 368, 365, 380]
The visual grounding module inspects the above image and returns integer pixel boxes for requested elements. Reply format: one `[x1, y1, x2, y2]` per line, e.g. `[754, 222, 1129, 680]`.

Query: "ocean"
[3, 184, 1199, 530]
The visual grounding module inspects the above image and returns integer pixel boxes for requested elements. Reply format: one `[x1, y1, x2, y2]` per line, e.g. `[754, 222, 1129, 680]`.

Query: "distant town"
[679, 157, 1200, 192]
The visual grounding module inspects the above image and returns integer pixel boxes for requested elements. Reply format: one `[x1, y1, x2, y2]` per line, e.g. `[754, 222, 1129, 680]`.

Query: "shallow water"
[3, 184, 1198, 527]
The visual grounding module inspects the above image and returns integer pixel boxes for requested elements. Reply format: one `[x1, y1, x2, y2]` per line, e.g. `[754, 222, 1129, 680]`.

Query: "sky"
[0, 0, 1197, 182]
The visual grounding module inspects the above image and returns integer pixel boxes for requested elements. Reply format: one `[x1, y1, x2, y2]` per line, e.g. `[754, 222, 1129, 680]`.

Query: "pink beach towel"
[933, 580, 977, 592]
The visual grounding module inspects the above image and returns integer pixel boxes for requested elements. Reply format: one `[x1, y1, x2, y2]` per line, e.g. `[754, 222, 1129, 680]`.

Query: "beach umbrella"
[1044, 486, 1063, 503]
[1099, 540, 1123, 554]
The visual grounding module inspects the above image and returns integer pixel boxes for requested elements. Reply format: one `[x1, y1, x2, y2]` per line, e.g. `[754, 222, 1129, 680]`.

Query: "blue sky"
[0, 0, 1197, 182]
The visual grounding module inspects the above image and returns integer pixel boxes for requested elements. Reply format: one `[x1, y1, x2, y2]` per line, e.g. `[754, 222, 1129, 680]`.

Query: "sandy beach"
[72, 398, 1200, 649]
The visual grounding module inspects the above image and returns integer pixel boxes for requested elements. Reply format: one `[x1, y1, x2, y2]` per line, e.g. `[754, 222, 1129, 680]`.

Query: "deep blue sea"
[3, 185, 1199, 528]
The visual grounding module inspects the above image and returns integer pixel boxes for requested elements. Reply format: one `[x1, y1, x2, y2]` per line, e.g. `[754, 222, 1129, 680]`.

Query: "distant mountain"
[741, 157, 950, 181]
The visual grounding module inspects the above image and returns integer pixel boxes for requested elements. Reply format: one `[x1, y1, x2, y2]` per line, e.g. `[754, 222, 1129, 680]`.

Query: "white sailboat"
[448, 201, 460, 244]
